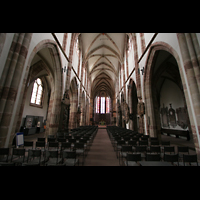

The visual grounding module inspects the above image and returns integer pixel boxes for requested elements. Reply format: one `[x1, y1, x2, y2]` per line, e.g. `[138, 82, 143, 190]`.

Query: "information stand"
[16, 132, 24, 148]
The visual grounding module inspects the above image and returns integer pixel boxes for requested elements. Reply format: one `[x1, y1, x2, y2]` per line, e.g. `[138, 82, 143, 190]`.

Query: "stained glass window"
[101, 97, 105, 114]
[96, 96, 100, 113]
[106, 97, 110, 113]
[30, 78, 43, 106]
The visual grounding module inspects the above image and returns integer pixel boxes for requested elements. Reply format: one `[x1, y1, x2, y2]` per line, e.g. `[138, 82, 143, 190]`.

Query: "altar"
[99, 120, 106, 125]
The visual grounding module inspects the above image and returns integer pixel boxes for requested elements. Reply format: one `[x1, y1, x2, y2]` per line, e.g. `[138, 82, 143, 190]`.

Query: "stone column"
[0, 33, 32, 148]
[177, 33, 200, 158]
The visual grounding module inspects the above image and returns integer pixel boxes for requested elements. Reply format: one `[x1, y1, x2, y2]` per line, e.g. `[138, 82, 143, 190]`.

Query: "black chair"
[164, 146, 175, 154]
[22, 149, 43, 166]
[57, 138, 66, 143]
[164, 154, 179, 166]
[38, 138, 45, 142]
[183, 154, 198, 166]
[178, 146, 189, 161]
[23, 141, 33, 152]
[161, 141, 170, 146]
[135, 146, 147, 160]
[115, 140, 125, 154]
[45, 150, 62, 166]
[35, 141, 46, 151]
[119, 145, 133, 166]
[48, 138, 56, 142]
[139, 140, 148, 146]
[61, 142, 72, 150]
[150, 137, 158, 141]
[125, 153, 141, 166]
[0, 148, 10, 162]
[150, 141, 159, 146]
[146, 153, 161, 161]
[62, 151, 79, 166]
[128, 140, 137, 151]
[11, 148, 26, 165]
[48, 142, 59, 151]
[149, 146, 161, 154]
[73, 143, 85, 165]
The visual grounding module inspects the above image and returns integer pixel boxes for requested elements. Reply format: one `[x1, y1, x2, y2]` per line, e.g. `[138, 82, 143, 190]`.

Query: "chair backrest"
[149, 146, 161, 153]
[48, 138, 56, 142]
[146, 153, 161, 161]
[69, 138, 76, 143]
[62, 151, 76, 159]
[126, 153, 141, 162]
[48, 142, 59, 148]
[28, 149, 41, 158]
[0, 148, 9, 162]
[11, 148, 25, 161]
[178, 146, 189, 154]
[38, 138, 45, 142]
[36, 141, 45, 148]
[57, 138, 66, 143]
[121, 145, 132, 153]
[150, 141, 159, 146]
[27, 149, 41, 162]
[0, 148, 9, 156]
[24, 141, 33, 148]
[164, 146, 175, 154]
[117, 140, 125, 146]
[150, 137, 158, 141]
[47, 150, 58, 158]
[135, 146, 147, 153]
[12, 148, 25, 156]
[183, 154, 198, 166]
[161, 141, 170, 146]
[61, 142, 72, 150]
[74, 143, 84, 149]
[164, 154, 179, 165]
[79, 139, 87, 144]
[128, 140, 137, 146]
[139, 140, 148, 146]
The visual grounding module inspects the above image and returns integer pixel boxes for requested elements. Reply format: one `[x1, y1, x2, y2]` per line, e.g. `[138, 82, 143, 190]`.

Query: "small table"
[139, 161, 174, 166]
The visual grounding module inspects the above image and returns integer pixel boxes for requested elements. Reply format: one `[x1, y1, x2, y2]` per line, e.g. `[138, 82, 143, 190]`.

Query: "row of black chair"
[107, 126, 199, 166]
[124, 152, 198, 166]
[0, 126, 98, 166]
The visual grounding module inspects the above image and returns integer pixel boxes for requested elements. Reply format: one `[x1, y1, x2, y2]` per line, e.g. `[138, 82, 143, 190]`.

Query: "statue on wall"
[168, 103, 177, 128]
[176, 107, 188, 129]
[122, 102, 130, 124]
[137, 97, 145, 134]
[137, 97, 145, 117]
[59, 90, 70, 132]
[160, 104, 169, 128]
[62, 89, 70, 106]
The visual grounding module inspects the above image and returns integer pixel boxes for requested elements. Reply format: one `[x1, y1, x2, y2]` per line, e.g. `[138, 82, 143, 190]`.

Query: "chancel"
[0, 33, 200, 166]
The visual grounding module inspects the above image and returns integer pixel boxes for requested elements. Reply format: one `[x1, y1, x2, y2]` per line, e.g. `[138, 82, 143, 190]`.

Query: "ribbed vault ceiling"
[79, 33, 126, 98]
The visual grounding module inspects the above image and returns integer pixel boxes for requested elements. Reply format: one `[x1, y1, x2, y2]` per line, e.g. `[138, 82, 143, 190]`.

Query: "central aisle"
[84, 128, 119, 166]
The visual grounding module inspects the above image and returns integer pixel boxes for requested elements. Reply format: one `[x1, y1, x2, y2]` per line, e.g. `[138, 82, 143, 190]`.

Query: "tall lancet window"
[30, 78, 44, 107]
[101, 97, 105, 114]
[106, 97, 110, 113]
[96, 96, 100, 113]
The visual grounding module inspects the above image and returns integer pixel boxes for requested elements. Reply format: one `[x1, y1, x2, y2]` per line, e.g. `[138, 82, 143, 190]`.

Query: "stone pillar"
[185, 33, 200, 94]
[177, 33, 200, 159]
[0, 33, 33, 148]
[139, 33, 146, 54]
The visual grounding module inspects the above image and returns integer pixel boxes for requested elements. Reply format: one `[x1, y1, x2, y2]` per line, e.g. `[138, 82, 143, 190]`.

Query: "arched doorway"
[144, 45, 192, 142]
[69, 77, 78, 130]
[128, 79, 138, 131]
[16, 40, 62, 139]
